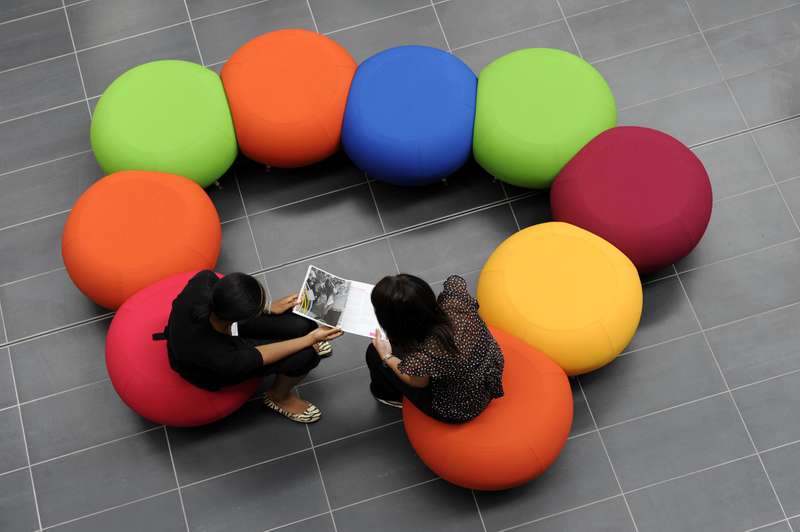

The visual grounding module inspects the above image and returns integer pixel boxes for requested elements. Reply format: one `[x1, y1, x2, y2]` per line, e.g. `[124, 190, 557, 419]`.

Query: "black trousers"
[239, 313, 319, 378]
[365, 344, 454, 422]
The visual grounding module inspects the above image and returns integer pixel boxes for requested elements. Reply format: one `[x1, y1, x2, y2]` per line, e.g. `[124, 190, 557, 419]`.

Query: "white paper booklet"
[293, 265, 381, 338]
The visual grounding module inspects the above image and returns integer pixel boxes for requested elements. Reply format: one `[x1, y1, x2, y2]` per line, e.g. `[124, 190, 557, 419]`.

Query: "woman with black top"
[366, 274, 504, 423]
[165, 270, 342, 423]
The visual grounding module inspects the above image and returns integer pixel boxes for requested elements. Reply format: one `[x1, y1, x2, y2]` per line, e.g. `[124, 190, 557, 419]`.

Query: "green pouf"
[90, 60, 237, 188]
[473, 48, 616, 189]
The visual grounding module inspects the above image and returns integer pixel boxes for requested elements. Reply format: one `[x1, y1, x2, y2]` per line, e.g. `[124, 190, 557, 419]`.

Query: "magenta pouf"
[550, 126, 712, 273]
[106, 271, 260, 427]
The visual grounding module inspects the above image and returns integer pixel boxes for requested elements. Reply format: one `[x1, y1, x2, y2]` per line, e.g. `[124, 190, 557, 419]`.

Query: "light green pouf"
[90, 60, 237, 188]
[473, 48, 616, 189]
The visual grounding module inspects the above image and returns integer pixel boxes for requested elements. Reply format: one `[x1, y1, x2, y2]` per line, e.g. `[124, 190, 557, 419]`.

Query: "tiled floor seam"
[39, 487, 180, 531]
[673, 236, 795, 531]
[163, 427, 191, 532]
[689, 14, 800, 526]
[3, 0, 795, 127]
[17, 362, 800, 486]
[29, 427, 800, 532]
[297, 390, 338, 532]
[576, 378, 641, 531]
[261, 510, 332, 532]
[5, 347, 44, 530]
[61, 0, 92, 119]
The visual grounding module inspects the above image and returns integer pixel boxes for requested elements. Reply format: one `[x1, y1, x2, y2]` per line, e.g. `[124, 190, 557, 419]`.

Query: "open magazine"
[293, 265, 382, 338]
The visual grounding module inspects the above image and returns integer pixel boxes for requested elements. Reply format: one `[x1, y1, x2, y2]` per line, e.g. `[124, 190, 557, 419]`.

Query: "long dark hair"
[194, 272, 264, 322]
[371, 274, 457, 356]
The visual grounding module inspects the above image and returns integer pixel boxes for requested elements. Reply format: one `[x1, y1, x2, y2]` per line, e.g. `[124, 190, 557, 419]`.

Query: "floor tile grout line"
[75, 20, 190, 54]
[449, 17, 564, 53]
[331, 477, 441, 512]
[747, 519, 793, 532]
[0, 464, 32, 480]
[687, 15, 800, 528]
[163, 427, 191, 532]
[506, 441, 800, 532]
[0, 313, 114, 352]
[576, 378, 641, 532]
[29, 426, 163, 468]
[675, 236, 800, 276]
[430, 1, 451, 51]
[233, 172, 267, 275]
[297, 363, 367, 388]
[323, 4, 436, 36]
[0, 267, 68, 289]
[702, 1, 800, 33]
[191, 0, 273, 22]
[617, 77, 719, 113]
[179, 447, 312, 489]
[261, 510, 332, 532]
[0, 149, 92, 179]
[363, 176, 401, 274]
[181, 0, 205, 70]
[16, 359, 800, 490]
[673, 206, 794, 532]
[39, 488, 180, 531]
[314, 419, 403, 449]
[555, 0, 583, 58]
[471, 490, 488, 532]
[16, 378, 111, 408]
[5, 349, 44, 530]
[497, 494, 624, 532]
[0, 6, 66, 27]
[60, 0, 92, 119]
[245, 181, 368, 220]
[590, 30, 699, 66]
[0, 100, 86, 127]
[297, 387, 338, 532]
[0, 209, 72, 234]
[305, 0, 319, 33]
[0, 52, 75, 77]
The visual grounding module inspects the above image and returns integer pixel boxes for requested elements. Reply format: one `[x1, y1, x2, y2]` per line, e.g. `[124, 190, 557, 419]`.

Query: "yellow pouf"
[477, 222, 642, 375]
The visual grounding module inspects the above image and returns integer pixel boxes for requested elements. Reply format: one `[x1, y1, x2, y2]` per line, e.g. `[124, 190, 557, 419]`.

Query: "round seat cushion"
[403, 327, 572, 490]
[473, 48, 616, 189]
[222, 29, 356, 167]
[106, 271, 260, 426]
[90, 60, 237, 188]
[551, 126, 713, 272]
[477, 222, 642, 375]
[342, 45, 477, 186]
[62, 171, 221, 309]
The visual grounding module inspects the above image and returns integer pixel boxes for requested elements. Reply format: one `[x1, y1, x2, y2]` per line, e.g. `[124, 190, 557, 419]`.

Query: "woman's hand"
[371, 329, 392, 359]
[269, 294, 298, 315]
[308, 326, 343, 344]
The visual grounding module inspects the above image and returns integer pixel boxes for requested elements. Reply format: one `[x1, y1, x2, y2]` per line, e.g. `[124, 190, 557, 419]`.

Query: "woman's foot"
[263, 392, 321, 423]
[314, 341, 333, 358]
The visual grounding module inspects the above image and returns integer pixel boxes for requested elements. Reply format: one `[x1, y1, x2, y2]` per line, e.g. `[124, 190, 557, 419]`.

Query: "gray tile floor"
[1, 0, 800, 530]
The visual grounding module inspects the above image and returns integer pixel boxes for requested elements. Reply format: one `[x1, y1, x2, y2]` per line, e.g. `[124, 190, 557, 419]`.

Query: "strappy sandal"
[314, 341, 333, 358]
[263, 395, 322, 424]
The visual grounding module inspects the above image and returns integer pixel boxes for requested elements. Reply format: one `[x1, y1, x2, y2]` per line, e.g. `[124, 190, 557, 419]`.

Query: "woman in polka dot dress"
[366, 274, 504, 423]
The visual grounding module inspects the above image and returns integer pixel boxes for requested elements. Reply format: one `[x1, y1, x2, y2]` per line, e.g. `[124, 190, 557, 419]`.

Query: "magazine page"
[293, 265, 350, 329]
[338, 280, 382, 338]
[292, 265, 381, 338]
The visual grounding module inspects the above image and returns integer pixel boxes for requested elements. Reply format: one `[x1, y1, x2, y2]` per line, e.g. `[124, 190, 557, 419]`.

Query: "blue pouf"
[342, 46, 477, 186]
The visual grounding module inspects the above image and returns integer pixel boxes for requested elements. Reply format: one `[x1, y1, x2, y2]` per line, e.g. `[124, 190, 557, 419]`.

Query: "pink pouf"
[551, 126, 712, 273]
[106, 271, 260, 427]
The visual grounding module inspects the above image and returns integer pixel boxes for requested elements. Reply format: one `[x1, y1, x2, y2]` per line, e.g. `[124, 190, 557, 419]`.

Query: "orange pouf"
[62, 171, 221, 309]
[403, 327, 572, 491]
[221, 29, 357, 167]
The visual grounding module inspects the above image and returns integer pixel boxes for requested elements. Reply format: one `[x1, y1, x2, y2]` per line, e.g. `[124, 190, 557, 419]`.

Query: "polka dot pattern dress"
[398, 275, 504, 422]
